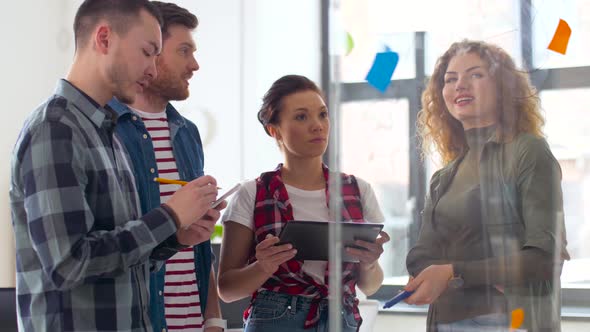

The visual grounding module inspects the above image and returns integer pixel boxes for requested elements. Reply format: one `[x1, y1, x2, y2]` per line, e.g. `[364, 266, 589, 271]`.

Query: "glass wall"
[330, 2, 590, 331]
[336, 0, 590, 292]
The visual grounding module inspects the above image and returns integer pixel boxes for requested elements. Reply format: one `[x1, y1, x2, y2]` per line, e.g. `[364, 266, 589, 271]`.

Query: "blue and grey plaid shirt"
[10, 80, 179, 331]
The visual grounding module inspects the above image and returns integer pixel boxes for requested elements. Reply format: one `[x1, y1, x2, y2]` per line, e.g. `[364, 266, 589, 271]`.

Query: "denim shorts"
[437, 312, 510, 332]
[244, 290, 359, 332]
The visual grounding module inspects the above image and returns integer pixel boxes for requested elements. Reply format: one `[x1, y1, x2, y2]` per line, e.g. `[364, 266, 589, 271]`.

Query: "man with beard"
[10, 1, 223, 331]
[109, 2, 225, 331]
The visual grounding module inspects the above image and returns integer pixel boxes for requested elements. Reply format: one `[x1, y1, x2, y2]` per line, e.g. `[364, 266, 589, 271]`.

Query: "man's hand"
[165, 175, 218, 229]
[176, 201, 227, 246]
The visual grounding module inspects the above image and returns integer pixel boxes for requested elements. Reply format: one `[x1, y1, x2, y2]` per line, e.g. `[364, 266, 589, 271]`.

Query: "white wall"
[241, 0, 321, 179]
[179, 0, 321, 185]
[0, 0, 78, 287]
[168, 0, 244, 186]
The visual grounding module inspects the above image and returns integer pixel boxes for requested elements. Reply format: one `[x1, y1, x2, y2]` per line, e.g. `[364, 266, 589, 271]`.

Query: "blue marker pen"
[383, 290, 414, 309]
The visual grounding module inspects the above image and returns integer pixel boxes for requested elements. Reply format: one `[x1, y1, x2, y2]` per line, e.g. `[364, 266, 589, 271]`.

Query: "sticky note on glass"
[547, 19, 571, 55]
[510, 308, 524, 330]
[345, 32, 355, 56]
[365, 49, 399, 93]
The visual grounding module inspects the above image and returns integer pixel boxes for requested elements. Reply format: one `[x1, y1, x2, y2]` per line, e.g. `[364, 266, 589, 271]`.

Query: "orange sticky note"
[547, 19, 571, 55]
[510, 308, 524, 330]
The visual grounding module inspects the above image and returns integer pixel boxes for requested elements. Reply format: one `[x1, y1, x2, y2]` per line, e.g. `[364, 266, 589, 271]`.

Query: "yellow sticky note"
[547, 19, 571, 55]
[510, 308, 524, 330]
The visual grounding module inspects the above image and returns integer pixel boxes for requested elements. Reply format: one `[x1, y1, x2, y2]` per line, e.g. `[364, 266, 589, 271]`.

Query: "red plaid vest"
[245, 163, 365, 329]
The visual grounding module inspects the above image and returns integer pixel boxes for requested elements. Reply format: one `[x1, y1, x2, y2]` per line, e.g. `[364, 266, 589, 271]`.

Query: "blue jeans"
[244, 290, 359, 332]
[437, 312, 509, 332]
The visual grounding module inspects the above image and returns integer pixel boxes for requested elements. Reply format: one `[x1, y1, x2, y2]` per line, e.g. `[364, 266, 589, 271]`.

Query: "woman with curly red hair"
[405, 40, 569, 331]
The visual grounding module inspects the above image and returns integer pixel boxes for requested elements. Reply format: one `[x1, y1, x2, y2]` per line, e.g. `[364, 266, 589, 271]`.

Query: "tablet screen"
[277, 220, 383, 262]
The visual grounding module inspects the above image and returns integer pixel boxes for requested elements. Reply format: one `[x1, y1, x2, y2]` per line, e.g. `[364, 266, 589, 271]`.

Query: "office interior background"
[1, 0, 589, 331]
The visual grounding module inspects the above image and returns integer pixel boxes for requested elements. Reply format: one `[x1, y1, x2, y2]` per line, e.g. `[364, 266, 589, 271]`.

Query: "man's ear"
[94, 24, 112, 54]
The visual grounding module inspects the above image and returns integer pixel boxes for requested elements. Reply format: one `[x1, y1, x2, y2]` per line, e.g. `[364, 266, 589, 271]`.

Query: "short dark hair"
[257, 75, 323, 136]
[150, 1, 199, 40]
[73, 0, 163, 49]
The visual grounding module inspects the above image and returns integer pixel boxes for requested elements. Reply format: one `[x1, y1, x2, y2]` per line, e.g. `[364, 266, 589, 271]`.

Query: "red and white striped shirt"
[133, 108, 204, 331]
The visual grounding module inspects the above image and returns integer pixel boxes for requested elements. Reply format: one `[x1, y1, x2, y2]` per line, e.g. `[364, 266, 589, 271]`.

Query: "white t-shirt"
[221, 177, 384, 284]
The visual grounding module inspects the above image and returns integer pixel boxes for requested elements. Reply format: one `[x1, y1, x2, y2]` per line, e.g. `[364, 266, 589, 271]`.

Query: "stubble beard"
[146, 61, 190, 102]
[109, 59, 135, 104]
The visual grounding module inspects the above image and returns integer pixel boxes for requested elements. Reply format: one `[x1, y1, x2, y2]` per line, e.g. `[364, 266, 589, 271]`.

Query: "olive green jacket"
[407, 131, 569, 332]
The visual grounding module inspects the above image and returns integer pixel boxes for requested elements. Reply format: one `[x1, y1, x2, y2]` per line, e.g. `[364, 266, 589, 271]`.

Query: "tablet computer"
[277, 220, 384, 262]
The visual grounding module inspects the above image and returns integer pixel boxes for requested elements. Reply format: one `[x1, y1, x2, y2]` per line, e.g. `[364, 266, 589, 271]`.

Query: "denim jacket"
[109, 98, 212, 332]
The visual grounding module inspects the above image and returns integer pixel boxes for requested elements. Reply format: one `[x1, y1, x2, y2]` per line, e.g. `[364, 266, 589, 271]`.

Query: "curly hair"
[417, 39, 545, 165]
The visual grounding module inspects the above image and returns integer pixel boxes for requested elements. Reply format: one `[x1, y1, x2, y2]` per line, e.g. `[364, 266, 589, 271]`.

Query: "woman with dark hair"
[405, 40, 569, 331]
[217, 75, 390, 331]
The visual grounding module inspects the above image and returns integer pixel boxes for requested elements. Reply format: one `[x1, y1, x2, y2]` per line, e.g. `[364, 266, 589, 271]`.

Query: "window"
[424, 1, 521, 73]
[341, 99, 410, 282]
[532, 0, 590, 69]
[541, 88, 590, 286]
[340, 0, 417, 82]
[332, 0, 590, 303]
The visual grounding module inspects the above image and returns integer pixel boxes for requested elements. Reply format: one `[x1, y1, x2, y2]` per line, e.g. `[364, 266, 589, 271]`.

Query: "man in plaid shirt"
[9, 1, 221, 331]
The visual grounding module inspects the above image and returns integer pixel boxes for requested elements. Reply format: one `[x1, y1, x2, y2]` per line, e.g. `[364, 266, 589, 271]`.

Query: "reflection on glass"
[340, 99, 410, 280]
[332, 1, 590, 330]
[542, 88, 590, 286]
[340, 0, 521, 77]
[425, 1, 521, 74]
[340, 0, 416, 81]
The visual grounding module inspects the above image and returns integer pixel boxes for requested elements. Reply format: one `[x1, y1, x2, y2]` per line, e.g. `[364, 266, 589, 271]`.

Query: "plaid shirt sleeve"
[15, 118, 178, 290]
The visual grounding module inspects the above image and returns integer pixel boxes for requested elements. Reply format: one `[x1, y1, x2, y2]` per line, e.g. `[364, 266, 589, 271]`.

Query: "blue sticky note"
[365, 49, 399, 93]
